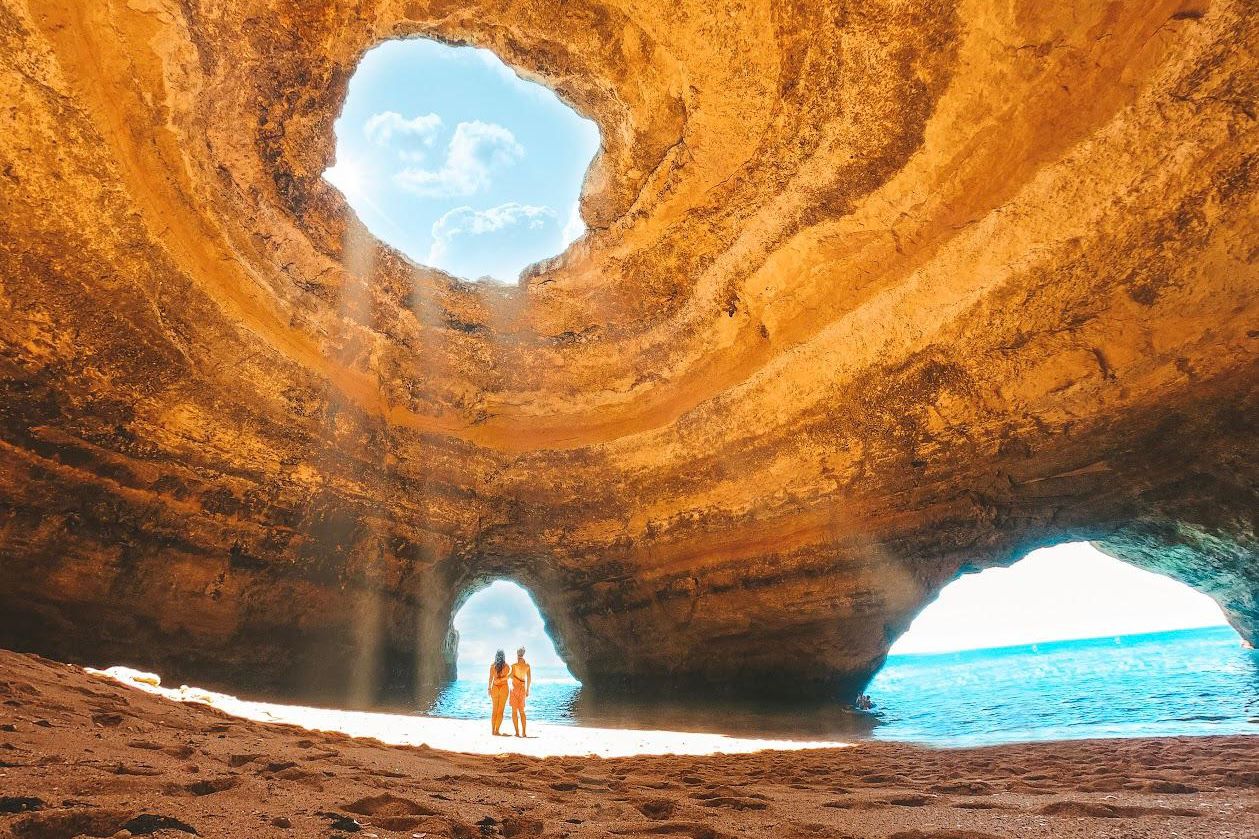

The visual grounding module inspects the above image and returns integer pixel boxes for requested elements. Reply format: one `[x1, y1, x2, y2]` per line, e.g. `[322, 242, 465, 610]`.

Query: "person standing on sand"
[509, 646, 532, 737]
[488, 649, 510, 736]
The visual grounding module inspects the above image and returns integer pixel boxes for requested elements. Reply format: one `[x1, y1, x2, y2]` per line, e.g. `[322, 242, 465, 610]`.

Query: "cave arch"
[413, 558, 591, 695]
[863, 540, 1253, 743]
[832, 519, 1259, 704]
[889, 542, 1233, 656]
[447, 579, 578, 680]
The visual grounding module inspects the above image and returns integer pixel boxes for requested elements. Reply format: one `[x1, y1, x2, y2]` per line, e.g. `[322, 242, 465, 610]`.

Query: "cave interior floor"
[1, 650, 1256, 839]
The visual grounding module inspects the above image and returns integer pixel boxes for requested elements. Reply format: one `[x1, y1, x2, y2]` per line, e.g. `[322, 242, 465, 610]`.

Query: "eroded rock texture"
[0, 0, 1255, 703]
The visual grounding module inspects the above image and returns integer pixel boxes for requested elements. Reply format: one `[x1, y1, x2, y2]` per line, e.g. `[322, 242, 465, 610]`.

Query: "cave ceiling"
[0, 0, 1255, 700]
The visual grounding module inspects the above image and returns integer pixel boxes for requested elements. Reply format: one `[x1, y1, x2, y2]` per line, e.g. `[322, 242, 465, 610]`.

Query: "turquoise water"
[427, 626, 1259, 746]
[868, 625, 1258, 745]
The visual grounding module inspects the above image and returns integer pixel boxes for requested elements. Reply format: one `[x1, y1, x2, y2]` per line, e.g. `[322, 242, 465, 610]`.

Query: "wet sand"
[1, 650, 1256, 838]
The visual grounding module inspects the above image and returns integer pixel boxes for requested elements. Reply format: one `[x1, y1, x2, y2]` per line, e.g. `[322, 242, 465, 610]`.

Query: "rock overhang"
[0, 0, 1255, 703]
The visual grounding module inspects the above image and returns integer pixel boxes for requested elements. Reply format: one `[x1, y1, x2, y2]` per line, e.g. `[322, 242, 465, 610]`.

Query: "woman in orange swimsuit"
[488, 649, 510, 736]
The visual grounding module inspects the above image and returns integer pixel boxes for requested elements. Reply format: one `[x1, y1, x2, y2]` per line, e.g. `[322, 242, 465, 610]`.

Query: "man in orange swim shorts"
[509, 646, 531, 737]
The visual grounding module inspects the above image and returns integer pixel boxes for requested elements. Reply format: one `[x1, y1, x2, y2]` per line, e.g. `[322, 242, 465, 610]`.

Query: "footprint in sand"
[0, 797, 44, 814]
[1038, 800, 1201, 818]
[927, 780, 993, 796]
[951, 800, 1010, 810]
[342, 792, 442, 816]
[822, 797, 889, 811]
[633, 797, 678, 819]
[271, 765, 324, 783]
[182, 775, 240, 795]
[9, 808, 197, 839]
[882, 793, 942, 807]
[339, 792, 446, 831]
[698, 796, 767, 810]
[1076, 775, 1130, 792]
[501, 814, 545, 837]
[1140, 779, 1199, 793]
[227, 752, 262, 767]
[89, 711, 125, 727]
[857, 772, 910, 786]
[113, 762, 164, 776]
[886, 826, 1002, 831]
[610, 821, 732, 839]
[688, 786, 769, 810]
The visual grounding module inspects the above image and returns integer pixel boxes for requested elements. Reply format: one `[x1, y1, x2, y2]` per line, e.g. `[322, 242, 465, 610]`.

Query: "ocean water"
[426, 626, 1259, 747]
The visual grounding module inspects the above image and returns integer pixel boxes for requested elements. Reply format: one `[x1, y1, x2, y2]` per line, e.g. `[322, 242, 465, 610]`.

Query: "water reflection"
[427, 679, 879, 740]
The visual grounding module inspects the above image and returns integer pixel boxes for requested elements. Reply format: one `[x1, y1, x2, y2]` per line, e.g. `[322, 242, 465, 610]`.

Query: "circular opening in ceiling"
[324, 38, 600, 284]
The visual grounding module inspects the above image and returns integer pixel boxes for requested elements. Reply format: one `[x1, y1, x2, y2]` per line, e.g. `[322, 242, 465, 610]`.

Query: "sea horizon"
[884, 622, 1240, 661]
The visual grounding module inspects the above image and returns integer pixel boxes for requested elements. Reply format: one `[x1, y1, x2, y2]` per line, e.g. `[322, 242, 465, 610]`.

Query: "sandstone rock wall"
[0, 0, 1255, 703]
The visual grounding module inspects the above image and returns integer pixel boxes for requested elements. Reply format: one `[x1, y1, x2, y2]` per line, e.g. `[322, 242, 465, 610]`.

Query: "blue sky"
[324, 39, 599, 283]
[453, 580, 574, 681]
[891, 542, 1229, 654]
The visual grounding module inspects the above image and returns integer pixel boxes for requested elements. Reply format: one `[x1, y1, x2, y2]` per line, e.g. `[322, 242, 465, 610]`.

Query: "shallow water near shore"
[427, 626, 1259, 747]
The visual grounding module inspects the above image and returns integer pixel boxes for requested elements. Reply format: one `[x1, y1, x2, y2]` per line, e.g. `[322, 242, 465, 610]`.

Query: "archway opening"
[866, 543, 1255, 745]
[427, 579, 581, 722]
[892, 542, 1232, 655]
[324, 38, 600, 283]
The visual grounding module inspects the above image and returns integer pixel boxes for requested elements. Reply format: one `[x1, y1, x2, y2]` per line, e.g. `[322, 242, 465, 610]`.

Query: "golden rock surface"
[0, 0, 1255, 701]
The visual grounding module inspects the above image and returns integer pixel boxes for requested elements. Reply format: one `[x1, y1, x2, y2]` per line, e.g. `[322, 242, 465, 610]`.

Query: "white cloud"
[426, 202, 558, 282]
[363, 111, 443, 148]
[395, 120, 523, 198]
[452, 580, 573, 679]
[560, 200, 585, 247]
[427, 202, 554, 261]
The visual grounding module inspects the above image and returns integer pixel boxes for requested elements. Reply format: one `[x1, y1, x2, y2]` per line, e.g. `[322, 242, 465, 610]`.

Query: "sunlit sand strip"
[87, 667, 851, 758]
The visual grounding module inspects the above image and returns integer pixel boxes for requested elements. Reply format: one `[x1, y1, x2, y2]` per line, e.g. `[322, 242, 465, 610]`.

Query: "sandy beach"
[2, 650, 1255, 839]
[83, 665, 850, 759]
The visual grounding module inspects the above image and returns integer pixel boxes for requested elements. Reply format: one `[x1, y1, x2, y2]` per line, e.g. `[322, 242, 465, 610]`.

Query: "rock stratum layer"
[0, 0, 1256, 703]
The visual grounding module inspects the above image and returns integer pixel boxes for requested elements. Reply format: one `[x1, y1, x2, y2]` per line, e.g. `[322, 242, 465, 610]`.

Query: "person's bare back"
[509, 648, 531, 737]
